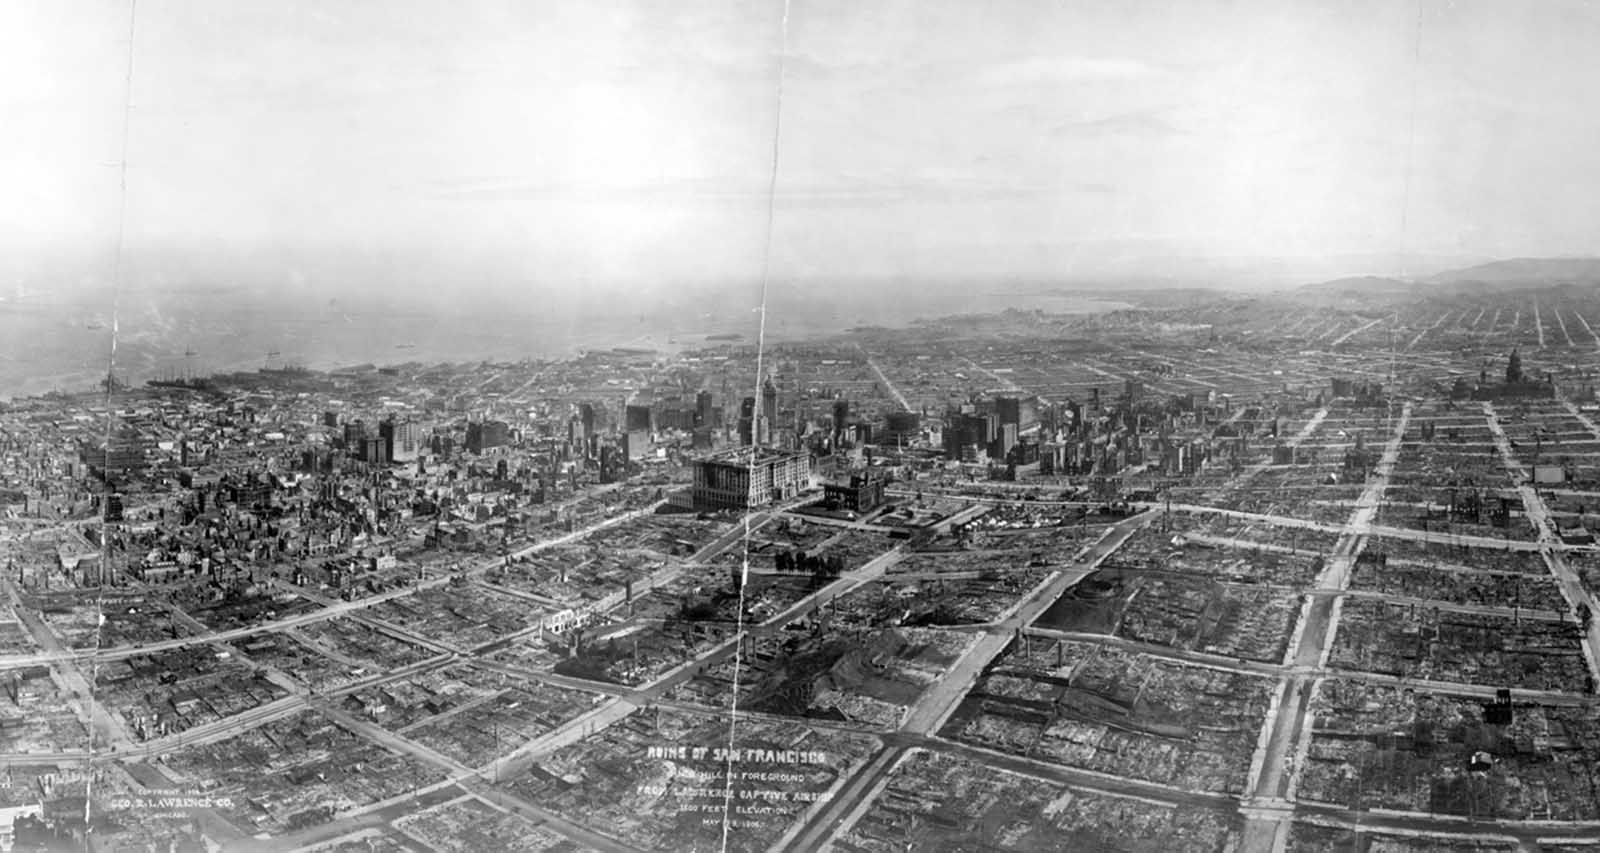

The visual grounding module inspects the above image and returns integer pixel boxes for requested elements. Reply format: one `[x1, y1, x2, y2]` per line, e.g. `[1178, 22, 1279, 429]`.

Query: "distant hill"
[1297, 275, 1417, 297]
[1291, 276, 1428, 309]
[1429, 257, 1600, 288]
[1294, 258, 1600, 301]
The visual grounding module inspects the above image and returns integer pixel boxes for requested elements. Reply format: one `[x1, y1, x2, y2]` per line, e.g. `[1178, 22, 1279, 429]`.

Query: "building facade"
[692, 448, 812, 510]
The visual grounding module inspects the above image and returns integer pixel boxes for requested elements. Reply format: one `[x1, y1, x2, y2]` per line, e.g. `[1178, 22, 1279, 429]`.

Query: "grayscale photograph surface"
[3, 1, 1600, 851]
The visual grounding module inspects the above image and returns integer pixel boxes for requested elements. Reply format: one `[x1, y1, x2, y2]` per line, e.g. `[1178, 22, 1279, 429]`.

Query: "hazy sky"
[6, 0, 1600, 299]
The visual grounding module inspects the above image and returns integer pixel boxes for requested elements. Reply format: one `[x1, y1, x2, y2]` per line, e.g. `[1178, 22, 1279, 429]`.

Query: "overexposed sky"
[4, 0, 1600, 298]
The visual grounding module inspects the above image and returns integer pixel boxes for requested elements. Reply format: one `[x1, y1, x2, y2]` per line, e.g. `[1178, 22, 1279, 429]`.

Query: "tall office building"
[625, 429, 653, 460]
[761, 377, 779, 423]
[466, 420, 509, 454]
[738, 397, 757, 446]
[342, 420, 367, 449]
[993, 422, 1018, 461]
[943, 411, 997, 461]
[625, 404, 654, 434]
[657, 405, 695, 432]
[883, 411, 921, 445]
[380, 418, 422, 462]
[695, 390, 716, 428]
[996, 396, 1021, 428]
[378, 420, 397, 464]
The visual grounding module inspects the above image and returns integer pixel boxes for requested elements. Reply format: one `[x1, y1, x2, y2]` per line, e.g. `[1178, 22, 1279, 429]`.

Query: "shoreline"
[0, 296, 1129, 402]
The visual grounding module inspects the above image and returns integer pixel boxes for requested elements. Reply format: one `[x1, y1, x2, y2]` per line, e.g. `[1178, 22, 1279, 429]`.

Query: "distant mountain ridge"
[1428, 257, 1600, 287]
[1295, 257, 1600, 300]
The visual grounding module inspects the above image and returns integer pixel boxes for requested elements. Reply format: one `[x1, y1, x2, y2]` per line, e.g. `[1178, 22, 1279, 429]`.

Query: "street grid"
[5, 288, 1600, 851]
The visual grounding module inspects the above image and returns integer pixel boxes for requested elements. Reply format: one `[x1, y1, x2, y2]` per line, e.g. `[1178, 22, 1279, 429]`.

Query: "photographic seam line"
[720, 0, 792, 849]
